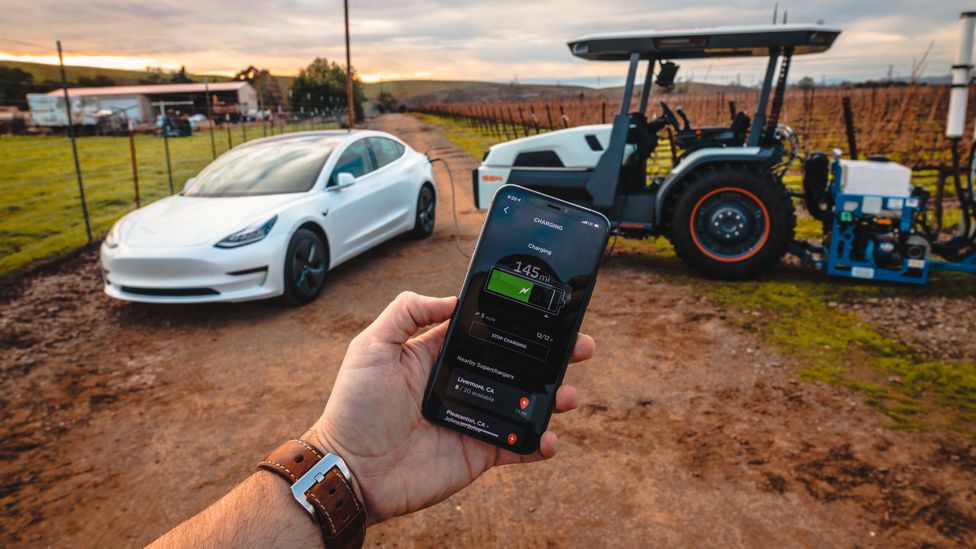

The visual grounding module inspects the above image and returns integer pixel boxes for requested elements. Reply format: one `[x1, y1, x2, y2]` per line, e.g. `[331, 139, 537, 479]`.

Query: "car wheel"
[409, 185, 436, 239]
[666, 165, 795, 280]
[282, 228, 328, 305]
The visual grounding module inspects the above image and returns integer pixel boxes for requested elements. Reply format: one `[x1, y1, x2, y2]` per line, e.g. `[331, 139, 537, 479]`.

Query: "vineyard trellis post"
[842, 96, 859, 160]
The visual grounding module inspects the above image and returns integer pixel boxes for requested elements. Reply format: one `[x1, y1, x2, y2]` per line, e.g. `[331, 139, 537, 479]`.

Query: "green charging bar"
[486, 269, 534, 303]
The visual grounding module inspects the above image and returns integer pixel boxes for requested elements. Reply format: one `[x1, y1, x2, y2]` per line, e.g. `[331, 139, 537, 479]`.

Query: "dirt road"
[1, 114, 973, 547]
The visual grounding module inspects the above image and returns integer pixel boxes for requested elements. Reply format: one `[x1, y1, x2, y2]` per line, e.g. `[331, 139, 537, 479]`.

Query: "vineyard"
[418, 86, 976, 173]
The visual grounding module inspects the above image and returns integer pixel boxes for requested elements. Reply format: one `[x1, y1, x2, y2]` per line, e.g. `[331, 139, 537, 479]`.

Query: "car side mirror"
[331, 172, 355, 190]
[182, 177, 196, 193]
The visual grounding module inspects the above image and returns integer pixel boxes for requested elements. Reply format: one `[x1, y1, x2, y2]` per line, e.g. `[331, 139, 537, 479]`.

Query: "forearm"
[149, 471, 322, 549]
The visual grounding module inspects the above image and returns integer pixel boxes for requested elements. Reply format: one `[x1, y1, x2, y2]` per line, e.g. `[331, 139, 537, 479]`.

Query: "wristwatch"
[258, 440, 367, 549]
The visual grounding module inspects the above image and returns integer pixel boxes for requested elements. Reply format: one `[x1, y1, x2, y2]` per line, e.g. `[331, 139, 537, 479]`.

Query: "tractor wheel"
[666, 165, 795, 280]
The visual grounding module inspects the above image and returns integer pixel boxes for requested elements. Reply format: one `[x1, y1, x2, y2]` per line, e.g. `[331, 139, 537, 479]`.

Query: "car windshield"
[184, 135, 344, 197]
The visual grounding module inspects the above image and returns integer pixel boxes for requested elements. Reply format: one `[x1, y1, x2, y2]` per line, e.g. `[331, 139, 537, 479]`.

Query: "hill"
[364, 79, 601, 106]
[0, 60, 230, 86]
[364, 78, 754, 107]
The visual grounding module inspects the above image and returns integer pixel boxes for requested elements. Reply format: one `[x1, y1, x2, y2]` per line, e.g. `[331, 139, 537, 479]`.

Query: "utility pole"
[57, 40, 92, 244]
[343, 0, 355, 131]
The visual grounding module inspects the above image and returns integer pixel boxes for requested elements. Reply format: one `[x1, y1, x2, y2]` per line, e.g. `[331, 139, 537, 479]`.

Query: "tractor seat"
[673, 111, 750, 153]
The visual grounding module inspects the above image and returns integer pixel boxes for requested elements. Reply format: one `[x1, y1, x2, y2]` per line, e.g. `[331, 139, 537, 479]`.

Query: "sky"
[0, 0, 971, 86]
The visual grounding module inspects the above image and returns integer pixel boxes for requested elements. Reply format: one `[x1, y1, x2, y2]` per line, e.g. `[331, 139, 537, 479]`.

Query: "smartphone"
[422, 184, 609, 454]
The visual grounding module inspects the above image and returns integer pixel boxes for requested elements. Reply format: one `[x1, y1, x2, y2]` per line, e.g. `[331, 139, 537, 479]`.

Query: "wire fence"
[0, 114, 343, 276]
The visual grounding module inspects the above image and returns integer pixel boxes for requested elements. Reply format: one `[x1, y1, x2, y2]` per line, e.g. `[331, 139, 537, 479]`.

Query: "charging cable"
[428, 156, 471, 258]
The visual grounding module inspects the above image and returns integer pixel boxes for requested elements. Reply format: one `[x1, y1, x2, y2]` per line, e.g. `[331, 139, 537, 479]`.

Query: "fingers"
[554, 385, 579, 413]
[569, 333, 596, 364]
[538, 431, 559, 458]
[362, 292, 457, 345]
[413, 319, 451, 359]
[493, 431, 560, 466]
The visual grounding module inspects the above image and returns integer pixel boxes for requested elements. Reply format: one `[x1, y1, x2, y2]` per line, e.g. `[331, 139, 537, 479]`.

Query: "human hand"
[305, 291, 595, 525]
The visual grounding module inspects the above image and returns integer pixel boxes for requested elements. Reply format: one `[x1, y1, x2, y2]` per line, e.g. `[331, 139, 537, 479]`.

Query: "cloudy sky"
[0, 0, 971, 85]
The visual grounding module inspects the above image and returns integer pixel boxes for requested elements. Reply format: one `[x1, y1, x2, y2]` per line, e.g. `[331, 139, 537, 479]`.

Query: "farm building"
[26, 81, 258, 127]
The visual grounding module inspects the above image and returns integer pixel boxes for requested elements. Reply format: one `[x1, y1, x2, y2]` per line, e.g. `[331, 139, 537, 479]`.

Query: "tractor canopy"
[568, 23, 841, 61]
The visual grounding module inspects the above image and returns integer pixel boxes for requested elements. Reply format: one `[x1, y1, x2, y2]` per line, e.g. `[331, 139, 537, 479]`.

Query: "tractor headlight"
[104, 218, 124, 248]
[215, 215, 277, 248]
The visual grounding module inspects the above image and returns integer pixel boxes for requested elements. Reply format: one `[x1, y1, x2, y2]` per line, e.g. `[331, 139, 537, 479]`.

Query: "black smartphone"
[422, 184, 610, 454]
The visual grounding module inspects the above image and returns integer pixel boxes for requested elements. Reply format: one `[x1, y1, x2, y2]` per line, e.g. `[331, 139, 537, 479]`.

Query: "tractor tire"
[666, 165, 795, 280]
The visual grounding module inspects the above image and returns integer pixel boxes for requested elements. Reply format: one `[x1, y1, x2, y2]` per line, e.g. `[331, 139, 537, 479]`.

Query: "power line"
[0, 37, 51, 51]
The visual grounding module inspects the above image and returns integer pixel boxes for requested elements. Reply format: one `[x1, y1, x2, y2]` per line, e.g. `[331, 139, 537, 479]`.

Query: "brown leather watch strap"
[258, 440, 366, 549]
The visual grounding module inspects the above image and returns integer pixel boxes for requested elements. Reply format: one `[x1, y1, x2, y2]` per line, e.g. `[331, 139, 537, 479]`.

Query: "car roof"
[568, 23, 841, 61]
[235, 130, 362, 150]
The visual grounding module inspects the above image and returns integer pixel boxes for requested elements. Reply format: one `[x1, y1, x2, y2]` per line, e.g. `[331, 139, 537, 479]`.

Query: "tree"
[291, 57, 365, 122]
[138, 67, 165, 85]
[78, 75, 116, 87]
[234, 65, 284, 110]
[796, 76, 816, 90]
[0, 66, 34, 106]
[375, 90, 398, 113]
[170, 65, 193, 84]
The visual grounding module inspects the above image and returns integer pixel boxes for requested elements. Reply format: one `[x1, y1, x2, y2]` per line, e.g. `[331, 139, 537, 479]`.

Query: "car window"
[332, 139, 373, 182]
[184, 135, 343, 197]
[367, 137, 406, 169]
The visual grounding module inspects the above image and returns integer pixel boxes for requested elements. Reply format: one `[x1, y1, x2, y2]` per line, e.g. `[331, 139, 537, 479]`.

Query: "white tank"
[946, 12, 976, 139]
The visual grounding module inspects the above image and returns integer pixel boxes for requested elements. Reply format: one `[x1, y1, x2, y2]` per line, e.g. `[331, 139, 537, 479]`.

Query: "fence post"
[242, 120, 248, 142]
[545, 104, 554, 130]
[841, 96, 858, 160]
[128, 123, 140, 208]
[163, 129, 174, 194]
[205, 77, 216, 159]
[226, 116, 233, 149]
[57, 40, 92, 244]
[601, 101, 607, 124]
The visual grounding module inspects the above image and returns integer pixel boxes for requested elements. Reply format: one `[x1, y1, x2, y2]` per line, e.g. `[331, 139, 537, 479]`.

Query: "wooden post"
[128, 124, 140, 207]
[842, 96, 858, 160]
[57, 40, 92, 243]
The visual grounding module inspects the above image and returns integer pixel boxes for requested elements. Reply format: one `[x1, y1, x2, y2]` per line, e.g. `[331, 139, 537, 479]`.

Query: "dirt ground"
[1, 113, 973, 548]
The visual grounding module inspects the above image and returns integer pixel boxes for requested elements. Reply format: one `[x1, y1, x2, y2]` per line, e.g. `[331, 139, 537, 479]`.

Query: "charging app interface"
[427, 187, 607, 453]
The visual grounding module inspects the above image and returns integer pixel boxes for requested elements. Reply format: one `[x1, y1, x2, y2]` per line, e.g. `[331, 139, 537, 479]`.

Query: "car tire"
[409, 185, 436, 239]
[282, 228, 328, 305]
[666, 165, 795, 280]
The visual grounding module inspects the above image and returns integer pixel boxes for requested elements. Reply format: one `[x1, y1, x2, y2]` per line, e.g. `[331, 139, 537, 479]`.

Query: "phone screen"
[423, 185, 609, 454]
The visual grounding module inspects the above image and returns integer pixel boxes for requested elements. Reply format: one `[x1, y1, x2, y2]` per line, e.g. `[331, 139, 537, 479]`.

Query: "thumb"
[362, 292, 457, 345]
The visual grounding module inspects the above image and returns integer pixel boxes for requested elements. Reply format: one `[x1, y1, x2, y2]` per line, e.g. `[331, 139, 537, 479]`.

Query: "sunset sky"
[0, 0, 970, 86]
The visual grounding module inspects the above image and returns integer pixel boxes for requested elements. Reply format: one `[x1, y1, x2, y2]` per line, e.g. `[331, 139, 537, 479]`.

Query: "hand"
[305, 291, 595, 525]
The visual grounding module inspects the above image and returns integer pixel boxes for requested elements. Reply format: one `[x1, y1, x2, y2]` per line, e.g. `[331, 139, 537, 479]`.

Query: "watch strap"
[259, 440, 366, 549]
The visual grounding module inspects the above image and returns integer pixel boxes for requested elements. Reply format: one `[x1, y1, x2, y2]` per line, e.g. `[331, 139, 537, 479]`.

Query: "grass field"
[0, 121, 334, 276]
[417, 112, 976, 436]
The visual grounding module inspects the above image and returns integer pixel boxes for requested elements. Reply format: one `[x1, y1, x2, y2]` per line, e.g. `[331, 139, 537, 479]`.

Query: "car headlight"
[104, 218, 124, 248]
[215, 215, 277, 248]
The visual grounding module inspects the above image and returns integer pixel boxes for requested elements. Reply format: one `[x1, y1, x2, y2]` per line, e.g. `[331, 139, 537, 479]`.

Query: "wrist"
[302, 425, 368, 521]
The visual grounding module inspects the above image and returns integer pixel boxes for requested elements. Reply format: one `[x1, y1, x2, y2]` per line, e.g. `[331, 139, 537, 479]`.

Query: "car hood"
[120, 194, 299, 247]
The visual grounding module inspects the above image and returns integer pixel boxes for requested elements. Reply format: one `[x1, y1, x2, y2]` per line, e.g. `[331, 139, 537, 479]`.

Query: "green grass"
[418, 112, 976, 436]
[0, 121, 334, 276]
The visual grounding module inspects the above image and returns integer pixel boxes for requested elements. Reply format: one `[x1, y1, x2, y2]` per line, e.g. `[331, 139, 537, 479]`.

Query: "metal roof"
[46, 81, 252, 97]
[568, 23, 841, 61]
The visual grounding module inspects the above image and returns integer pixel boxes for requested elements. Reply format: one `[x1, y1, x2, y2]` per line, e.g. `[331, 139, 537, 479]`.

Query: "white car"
[100, 130, 436, 304]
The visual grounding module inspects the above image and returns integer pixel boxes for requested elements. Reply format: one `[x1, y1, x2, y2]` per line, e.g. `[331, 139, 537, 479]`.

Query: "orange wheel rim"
[689, 187, 770, 262]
